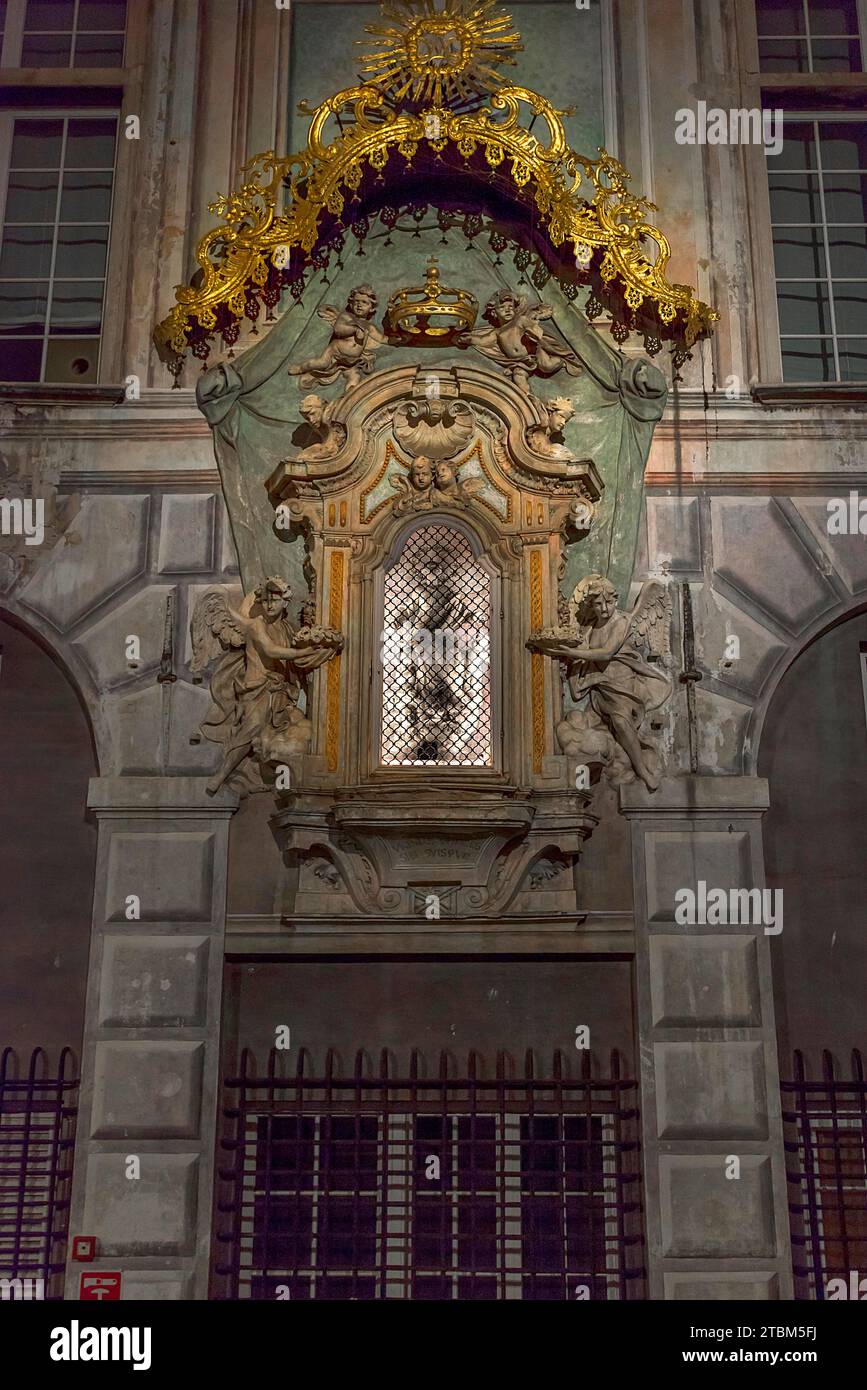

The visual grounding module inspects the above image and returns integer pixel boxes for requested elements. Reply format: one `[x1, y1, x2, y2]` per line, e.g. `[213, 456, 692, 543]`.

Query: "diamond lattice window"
[380, 522, 493, 767]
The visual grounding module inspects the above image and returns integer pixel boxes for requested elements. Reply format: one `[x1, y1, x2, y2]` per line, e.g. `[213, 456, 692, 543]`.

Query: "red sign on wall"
[79, 1272, 122, 1301]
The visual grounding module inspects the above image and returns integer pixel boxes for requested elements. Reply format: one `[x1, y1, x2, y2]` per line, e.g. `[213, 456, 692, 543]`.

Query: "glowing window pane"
[380, 522, 492, 767]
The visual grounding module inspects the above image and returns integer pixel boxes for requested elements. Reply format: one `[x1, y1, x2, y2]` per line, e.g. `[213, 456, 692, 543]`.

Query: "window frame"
[0, 104, 119, 383]
[0, 0, 127, 71]
[755, 0, 867, 75]
[767, 110, 867, 383]
[737, 0, 867, 386]
[370, 514, 504, 780]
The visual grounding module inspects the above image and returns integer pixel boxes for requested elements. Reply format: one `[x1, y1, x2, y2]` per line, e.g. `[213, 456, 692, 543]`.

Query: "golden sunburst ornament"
[359, 0, 523, 108]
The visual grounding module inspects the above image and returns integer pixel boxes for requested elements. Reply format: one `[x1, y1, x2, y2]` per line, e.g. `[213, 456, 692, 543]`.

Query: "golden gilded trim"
[154, 79, 717, 363]
[529, 548, 545, 774]
[359, 0, 523, 109]
[361, 439, 408, 523]
[325, 549, 345, 771]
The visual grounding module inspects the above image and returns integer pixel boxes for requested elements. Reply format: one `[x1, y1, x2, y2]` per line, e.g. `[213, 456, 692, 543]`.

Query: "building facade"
[0, 0, 865, 1302]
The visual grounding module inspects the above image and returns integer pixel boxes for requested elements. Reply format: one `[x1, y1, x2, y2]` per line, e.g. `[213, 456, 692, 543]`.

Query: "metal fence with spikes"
[0, 1047, 78, 1300]
[212, 1046, 645, 1300]
[783, 1049, 867, 1300]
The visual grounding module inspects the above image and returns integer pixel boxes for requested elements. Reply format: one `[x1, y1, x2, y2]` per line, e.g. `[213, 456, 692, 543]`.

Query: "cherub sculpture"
[526, 396, 575, 459]
[527, 574, 672, 791]
[287, 285, 386, 393]
[190, 577, 344, 796]
[391, 455, 482, 515]
[461, 289, 582, 393]
[391, 456, 435, 515]
[431, 459, 483, 506]
[292, 395, 346, 462]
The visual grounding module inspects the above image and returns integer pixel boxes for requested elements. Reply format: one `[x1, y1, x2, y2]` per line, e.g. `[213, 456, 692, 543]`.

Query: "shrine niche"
[159, 0, 717, 926]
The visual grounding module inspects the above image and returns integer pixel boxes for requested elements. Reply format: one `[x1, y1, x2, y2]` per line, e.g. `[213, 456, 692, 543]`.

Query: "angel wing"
[460, 476, 485, 497]
[190, 587, 246, 675]
[389, 473, 412, 496]
[627, 580, 672, 661]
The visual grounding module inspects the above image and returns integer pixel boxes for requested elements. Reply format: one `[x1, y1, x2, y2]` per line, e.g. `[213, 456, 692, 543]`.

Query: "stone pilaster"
[64, 778, 237, 1302]
[620, 777, 793, 1300]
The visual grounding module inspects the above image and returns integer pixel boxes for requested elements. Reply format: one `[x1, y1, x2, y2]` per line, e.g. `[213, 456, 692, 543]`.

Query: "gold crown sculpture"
[386, 257, 479, 346]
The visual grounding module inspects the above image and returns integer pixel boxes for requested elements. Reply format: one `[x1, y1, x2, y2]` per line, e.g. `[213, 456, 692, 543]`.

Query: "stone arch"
[756, 602, 867, 1062]
[0, 593, 109, 773]
[0, 606, 99, 1055]
[746, 594, 867, 775]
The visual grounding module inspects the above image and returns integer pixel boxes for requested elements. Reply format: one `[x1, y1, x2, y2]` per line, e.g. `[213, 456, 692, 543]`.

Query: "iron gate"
[213, 1047, 644, 1300]
[783, 1049, 867, 1300]
[0, 1047, 78, 1300]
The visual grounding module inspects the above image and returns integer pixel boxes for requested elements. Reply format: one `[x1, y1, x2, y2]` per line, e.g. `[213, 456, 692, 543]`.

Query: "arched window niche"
[373, 515, 502, 774]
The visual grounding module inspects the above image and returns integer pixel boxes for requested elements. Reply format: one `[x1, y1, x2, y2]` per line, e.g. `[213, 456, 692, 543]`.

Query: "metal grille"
[213, 1049, 645, 1300]
[783, 1049, 867, 1299]
[380, 522, 492, 766]
[0, 1048, 78, 1300]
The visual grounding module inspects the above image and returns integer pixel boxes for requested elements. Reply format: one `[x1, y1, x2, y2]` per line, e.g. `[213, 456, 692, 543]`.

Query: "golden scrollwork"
[154, 29, 717, 364]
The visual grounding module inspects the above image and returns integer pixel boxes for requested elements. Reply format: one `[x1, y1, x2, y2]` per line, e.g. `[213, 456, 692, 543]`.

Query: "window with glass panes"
[768, 117, 867, 381]
[0, 113, 118, 382]
[0, 0, 126, 68]
[756, 0, 864, 72]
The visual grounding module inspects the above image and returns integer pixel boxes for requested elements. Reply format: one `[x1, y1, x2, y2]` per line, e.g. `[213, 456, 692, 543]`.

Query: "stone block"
[219, 502, 240, 574]
[167, 681, 221, 775]
[655, 1042, 768, 1140]
[694, 687, 753, 776]
[646, 495, 701, 571]
[691, 584, 787, 698]
[710, 497, 835, 633]
[157, 494, 215, 574]
[659, 1155, 776, 1258]
[793, 496, 867, 595]
[664, 1273, 779, 1299]
[649, 935, 761, 1027]
[18, 495, 149, 630]
[121, 1271, 192, 1300]
[98, 934, 210, 1027]
[82, 1153, 199, 1256]
[74, 584, 176, 688]
[90, 1041, 205, 1139]
[104, 831, 216, 923]
[645, 830, 753, 922]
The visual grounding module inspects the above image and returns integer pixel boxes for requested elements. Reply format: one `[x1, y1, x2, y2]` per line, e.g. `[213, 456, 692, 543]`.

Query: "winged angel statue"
[190, 578, 344, 796]
[527, 575, 673, 791]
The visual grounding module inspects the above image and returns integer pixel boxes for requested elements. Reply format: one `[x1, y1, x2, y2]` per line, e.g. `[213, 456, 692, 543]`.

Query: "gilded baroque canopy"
[153, 0, 718, 376]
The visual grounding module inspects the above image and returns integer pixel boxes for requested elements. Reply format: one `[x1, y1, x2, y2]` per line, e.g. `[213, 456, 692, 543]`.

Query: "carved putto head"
[348, 284, 378, 319]
[546, 396, 574, 432]
[409, 456, 434, 491]
[483, 289, 520, 326]
[300, 394, 327, 427]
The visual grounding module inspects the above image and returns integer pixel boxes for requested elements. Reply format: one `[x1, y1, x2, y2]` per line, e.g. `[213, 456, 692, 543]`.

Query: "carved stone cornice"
[272, 783, 596, 919]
